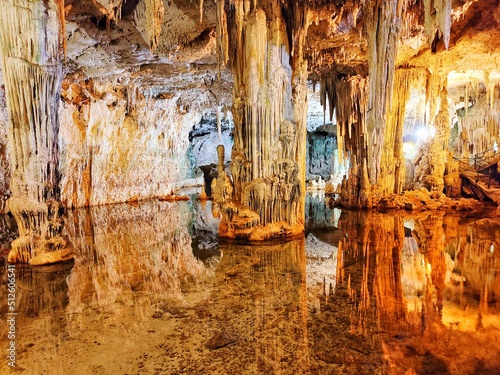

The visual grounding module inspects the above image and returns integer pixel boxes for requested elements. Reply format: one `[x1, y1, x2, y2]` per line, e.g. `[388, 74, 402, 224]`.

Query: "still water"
[1, 194, 500, 374]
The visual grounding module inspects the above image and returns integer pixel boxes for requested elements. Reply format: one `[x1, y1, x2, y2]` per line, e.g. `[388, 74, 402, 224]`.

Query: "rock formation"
[0, 0, 73, 265]
[212, 0, 309, 239]
[1, 0, 500, 261]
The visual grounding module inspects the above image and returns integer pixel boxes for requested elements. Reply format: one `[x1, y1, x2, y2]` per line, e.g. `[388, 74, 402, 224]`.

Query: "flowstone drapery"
[0, 0, 73, 264]
[214, 0, 308, 239]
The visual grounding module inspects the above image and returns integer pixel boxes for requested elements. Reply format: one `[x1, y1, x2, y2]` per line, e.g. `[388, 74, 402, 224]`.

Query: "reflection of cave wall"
[454, 217, 500, 310]
[0, 262, 73, 347]
[305, 194, 340, 231]
[64, 200, 205, 312]
[306, 129, 336, 181]
[15, 263, 73, 317]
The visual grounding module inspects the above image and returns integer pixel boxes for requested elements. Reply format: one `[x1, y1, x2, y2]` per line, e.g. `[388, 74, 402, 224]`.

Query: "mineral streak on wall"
[0, 0, 73, 264]
[214, 0, 309, 239]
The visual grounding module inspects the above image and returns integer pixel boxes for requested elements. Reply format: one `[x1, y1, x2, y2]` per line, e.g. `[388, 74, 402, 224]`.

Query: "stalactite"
[385, 68, 429, 195]
[364, 0, 404, 186]
[96, 0, 123, 27]
[199, 0, 204, 24]
[214, 0, 308, 239]
[424, 0, 452, 50]
[453, 74, 499, 159]
[55, 0, 67, 59]
[0, 0, 72, 264]
[320, 74, 368, 167]
[411, 73, 451, 192]
[145, 0, 165, 52]
[216, 105, 222, 140]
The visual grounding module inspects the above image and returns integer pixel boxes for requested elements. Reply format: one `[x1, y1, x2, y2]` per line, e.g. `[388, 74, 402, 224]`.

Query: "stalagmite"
[0, 0, 72, 264]
[214, 0, 309, 239]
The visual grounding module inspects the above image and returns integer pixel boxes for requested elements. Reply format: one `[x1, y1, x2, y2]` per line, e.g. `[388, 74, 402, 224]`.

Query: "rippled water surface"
[1, 195, 500, 374]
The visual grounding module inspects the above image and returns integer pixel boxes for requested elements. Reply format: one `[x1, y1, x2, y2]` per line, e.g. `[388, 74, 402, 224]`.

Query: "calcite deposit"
[1, 0, 500, 262]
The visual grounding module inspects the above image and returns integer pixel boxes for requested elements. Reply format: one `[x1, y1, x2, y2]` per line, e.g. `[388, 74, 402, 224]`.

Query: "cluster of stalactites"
[0, 0, 63, 202]
[456, 76, 500, 158]
[215, 0, 308, 75]
[95, 0, 123, 25]
[363, 0, 405, 185]
[215, 0, 300, 182]
[213, 0, 308, 236]
[392, 67, 430, 137]
[320, 67, 435, 205]
[0, 0, 62, 65]
[100, 0, 164, 52]
[423, 0, 452, 50]
[145, 0, 165, 52]
[319, 74, 368, 166]
[0, 0, 73, 264]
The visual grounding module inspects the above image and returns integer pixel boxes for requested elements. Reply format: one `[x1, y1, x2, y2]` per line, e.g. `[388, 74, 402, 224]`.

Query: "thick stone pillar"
[215, 0, 308, 240]
[0, 0, 73, 264]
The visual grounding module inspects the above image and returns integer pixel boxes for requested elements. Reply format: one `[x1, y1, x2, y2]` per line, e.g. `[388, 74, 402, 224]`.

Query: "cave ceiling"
[1, 0, 494, 95]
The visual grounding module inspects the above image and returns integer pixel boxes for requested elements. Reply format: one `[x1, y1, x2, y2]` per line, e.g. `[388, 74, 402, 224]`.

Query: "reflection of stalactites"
[354, 248, 370, 335]
[371, 216, 393, 330]
[16, 262, 73, 315]
[344, 213, 408, 333]
[336, 239, 344, 285]
[413, 214, 446, 325]
[221, 238, 310, 372]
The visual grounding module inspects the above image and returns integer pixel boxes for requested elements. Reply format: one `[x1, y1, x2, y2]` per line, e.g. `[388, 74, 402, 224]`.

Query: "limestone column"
[0, 0, 73, 264]
[215, 0, 308, 239]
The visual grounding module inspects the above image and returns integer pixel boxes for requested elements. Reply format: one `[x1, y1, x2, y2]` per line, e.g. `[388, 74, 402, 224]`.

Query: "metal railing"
[453, 147, 500, 173]
[454, 147, 500, 189]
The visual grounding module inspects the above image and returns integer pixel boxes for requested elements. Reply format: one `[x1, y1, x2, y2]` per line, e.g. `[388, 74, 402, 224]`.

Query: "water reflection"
[335, 210, 500, 374]
[1, 197, 500, 374]
[64, 201, 206, 312]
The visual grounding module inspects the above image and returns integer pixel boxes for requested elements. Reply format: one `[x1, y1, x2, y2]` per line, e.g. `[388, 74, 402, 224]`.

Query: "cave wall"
[306, 131, 336, 181]
[0, 73, 231, 211]
[58, 78, 212, 207]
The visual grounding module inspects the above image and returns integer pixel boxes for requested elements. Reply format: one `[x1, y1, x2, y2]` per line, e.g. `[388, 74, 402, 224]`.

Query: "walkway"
[455, 148, 500, 205]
